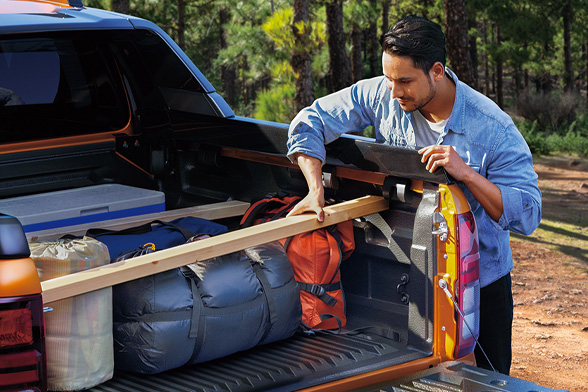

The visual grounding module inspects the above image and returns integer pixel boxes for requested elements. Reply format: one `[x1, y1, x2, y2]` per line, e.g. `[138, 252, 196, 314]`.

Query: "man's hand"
[286, 153, 325, 222]
[418, 144, 473, 181]
[418, 144, 504, 222]
[287, 191, 325, 222]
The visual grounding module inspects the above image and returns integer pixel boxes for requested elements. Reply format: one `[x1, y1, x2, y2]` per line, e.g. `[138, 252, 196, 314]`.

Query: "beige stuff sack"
[30, 237, 113, 391]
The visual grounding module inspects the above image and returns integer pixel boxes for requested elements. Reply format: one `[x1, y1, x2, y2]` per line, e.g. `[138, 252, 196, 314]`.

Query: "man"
[285, 15, 541, 375]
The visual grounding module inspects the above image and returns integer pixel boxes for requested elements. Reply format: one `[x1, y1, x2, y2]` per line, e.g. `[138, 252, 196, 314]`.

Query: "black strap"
[180, 267, 203, 340]
[301, 323, 401, 342]
[86, 219, 195, 241]
[301, 313, 343, 334]
[252, 263, 278, 335]
[325, 225, 344, 284]
[188, 278, 202, 340]
[297, 282, 340, 307]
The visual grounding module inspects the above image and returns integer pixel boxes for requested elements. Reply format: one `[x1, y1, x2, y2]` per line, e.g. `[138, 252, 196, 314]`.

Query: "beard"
[398, 77, 437, 113]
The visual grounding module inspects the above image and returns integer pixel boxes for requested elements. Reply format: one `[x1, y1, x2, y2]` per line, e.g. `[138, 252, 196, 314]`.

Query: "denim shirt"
[287, 68, 542, 287]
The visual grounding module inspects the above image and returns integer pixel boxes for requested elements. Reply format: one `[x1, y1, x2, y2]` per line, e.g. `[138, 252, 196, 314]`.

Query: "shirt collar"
[444, 67, 466, 135]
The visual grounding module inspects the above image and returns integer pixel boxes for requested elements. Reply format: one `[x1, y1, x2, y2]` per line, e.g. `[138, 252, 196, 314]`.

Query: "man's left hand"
[418, 144, 473, 182]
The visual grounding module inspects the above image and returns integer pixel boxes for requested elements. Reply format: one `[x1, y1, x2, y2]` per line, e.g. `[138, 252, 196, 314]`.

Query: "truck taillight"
[0, 214, 47, 392]
[454, 211, 480, 359]
[0, 294, 46, 392]
[0, 308, 33, 348]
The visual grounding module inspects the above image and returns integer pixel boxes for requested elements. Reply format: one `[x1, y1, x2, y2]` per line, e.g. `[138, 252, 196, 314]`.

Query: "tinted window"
[0, 33, 129, 143]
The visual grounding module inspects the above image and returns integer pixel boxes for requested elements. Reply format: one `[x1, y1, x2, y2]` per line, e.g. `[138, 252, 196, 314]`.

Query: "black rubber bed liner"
[89, 331, 426, 392]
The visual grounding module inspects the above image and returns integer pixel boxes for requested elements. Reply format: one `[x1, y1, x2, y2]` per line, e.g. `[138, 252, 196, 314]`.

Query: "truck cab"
[0, 1, 563, 391]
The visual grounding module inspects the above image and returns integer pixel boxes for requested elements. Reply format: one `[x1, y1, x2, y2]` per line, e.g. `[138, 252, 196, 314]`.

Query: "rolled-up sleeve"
[287, 120, 328, 163]
[490, 125, 542, 235]
[287, 78, 382, 163]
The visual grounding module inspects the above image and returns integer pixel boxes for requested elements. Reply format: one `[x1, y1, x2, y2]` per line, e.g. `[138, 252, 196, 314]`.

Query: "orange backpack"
[240, 194, 355, 330]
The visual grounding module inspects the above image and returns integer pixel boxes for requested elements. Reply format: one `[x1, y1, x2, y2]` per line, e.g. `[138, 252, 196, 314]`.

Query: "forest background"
[86, 0, 588, 157]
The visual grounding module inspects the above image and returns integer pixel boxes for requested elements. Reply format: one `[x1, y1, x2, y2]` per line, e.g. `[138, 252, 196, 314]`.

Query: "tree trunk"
[495, 23, 503, 108]
[382, 0, 390, 35]
[443, 0, 475, 87]
[585, 42, 588, 107]
[483, 18, 489, 96]
[351, 25, 363, 82]
[562, 0, 574, 92]
[326, 0, 352, 92]
[176, 0, 186, 50]
[368, 19, 379, 78]
[513, 66, 521, 99]
[291, 0, 314, 112]
[467, 15, 478, 90]
[112, 0, 129, 14]
[219, 8, 237, 106]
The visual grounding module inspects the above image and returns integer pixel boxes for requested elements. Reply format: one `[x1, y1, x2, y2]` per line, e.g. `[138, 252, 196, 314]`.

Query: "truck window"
[0, 33, 129, 143]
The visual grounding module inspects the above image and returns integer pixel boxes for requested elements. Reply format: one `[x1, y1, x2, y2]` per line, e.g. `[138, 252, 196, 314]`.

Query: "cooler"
[0, 184, 165, 233]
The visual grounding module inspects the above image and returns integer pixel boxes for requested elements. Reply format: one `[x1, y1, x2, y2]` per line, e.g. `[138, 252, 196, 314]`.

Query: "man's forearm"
[294, 153, 324, 196]
[287, 153, 326, 221]
[462, 169, 504, 222]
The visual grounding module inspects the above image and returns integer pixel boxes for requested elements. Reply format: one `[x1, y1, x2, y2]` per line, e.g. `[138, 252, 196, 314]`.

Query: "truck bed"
[89, 327, 424, 392]
[84, 204, 432, 392]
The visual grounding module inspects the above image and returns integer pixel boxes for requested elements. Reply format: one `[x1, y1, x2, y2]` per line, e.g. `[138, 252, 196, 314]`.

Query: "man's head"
[380, 15, 450, 117]
[380, 15, 446, 75]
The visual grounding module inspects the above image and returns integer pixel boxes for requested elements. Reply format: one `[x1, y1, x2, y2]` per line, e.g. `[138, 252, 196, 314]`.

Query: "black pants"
[474, 273, 513, 375]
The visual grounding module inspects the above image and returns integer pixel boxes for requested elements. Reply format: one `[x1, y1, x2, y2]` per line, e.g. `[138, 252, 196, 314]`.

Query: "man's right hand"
[286, 153, 325, 222]
[287, 190, 325, 222]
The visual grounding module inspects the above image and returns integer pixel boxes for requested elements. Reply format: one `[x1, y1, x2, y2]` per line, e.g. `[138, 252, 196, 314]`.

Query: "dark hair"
[380, 15, 446, 74]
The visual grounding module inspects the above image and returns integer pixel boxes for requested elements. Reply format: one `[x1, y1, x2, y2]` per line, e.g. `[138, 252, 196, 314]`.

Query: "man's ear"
[430, 62, 445, 82]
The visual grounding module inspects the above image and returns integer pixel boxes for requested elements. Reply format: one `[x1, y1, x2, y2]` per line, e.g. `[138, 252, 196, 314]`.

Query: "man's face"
[382, 52, 436, 113]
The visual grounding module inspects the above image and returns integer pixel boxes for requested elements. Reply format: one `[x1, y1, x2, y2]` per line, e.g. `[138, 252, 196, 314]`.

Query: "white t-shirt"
[412, 109, 447, 147]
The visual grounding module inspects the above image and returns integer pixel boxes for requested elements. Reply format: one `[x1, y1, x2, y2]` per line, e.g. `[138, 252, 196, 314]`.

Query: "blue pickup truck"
[0, 1, 566, 391]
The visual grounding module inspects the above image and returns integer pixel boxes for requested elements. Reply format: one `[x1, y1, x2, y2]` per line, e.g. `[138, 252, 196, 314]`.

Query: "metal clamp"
[432, 212, 448, 242]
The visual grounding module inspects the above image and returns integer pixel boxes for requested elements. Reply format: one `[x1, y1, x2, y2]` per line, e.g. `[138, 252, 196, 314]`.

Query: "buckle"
[309, 284, 325, 296]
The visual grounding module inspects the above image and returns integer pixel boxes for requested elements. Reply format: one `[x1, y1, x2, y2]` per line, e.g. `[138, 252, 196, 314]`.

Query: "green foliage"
[254, 83, 296, 123]
[515, 90, 580, 134]
[262, 7, 325, 57]
[517, 120, 554, 156]
[517, 112, 588, 157]
[84, 0, 588, 129]
[84, 0, 109, 8]
[387, 0, 443, 24]
[344, 0, 378, 29]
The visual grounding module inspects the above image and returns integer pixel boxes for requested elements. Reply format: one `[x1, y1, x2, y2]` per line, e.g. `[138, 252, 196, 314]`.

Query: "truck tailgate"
[364, 361, 569, 392]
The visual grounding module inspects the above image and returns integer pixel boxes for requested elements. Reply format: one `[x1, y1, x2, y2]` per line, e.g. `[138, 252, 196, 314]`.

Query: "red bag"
[240, 194, 355, 330]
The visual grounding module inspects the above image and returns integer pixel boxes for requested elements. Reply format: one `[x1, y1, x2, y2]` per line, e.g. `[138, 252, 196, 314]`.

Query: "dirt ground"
[509, 155, 588, 391]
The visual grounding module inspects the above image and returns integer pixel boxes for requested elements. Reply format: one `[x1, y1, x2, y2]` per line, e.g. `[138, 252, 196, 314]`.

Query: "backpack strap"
[296, 282, 340, 306]
[239, 196, 301, 228]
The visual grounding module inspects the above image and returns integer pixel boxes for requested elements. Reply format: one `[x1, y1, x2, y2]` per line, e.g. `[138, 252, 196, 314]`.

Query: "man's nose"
[387, 80, 403, 98]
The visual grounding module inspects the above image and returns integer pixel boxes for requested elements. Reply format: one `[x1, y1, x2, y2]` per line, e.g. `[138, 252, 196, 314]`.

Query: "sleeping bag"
[88, 217, 301, 374]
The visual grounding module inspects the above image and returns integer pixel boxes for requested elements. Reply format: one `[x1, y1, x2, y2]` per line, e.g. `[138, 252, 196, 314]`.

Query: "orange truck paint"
[0, 258, 42, 297]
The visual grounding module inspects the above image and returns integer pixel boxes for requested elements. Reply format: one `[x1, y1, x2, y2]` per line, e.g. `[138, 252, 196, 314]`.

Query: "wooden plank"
[27, 200, 251, 242]
[41, 195, 388, 304]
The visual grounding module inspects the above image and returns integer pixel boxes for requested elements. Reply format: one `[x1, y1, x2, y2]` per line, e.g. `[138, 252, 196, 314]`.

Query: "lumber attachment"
[41, 195, 388, 304]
